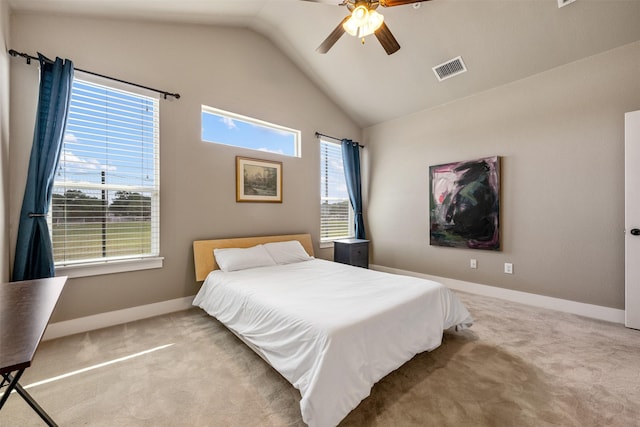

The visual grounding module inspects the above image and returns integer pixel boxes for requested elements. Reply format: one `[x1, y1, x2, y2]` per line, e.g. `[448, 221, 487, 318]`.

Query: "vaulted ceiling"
[8, 0, 640, 127]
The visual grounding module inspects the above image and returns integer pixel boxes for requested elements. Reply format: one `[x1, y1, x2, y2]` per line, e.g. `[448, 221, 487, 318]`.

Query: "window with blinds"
[320, 139, 354, 243]
[49, 77, 160, 265]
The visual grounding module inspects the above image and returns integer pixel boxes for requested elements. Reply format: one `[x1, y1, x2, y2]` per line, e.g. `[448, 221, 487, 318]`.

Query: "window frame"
[50, 72, 163, 278]
[319, 138, 355, 248]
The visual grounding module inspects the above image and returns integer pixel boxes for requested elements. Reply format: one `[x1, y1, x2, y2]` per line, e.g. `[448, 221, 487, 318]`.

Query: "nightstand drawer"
[334, 239, 369, 269]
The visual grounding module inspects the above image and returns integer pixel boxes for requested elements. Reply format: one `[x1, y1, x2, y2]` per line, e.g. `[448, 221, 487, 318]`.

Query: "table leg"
[0, 371, 58, 427]
[0, 370, 25, 409]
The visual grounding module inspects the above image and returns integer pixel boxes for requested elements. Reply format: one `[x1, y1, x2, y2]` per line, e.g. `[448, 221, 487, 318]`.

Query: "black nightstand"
[334, 239, 369, 269]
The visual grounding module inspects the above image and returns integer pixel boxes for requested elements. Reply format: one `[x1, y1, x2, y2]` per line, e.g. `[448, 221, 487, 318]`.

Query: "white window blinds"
[320, 139, 354, 242]
[50, 78, 160, 265]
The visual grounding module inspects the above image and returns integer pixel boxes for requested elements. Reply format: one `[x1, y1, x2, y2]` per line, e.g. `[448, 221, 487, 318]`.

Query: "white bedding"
[193, 259, 473, 427]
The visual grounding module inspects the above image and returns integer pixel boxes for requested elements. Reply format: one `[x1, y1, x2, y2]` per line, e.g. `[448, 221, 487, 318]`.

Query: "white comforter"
[193, 259, 473, 427]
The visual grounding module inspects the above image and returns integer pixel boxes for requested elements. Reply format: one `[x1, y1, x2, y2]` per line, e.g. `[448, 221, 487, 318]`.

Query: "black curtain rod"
[315, 132, 363, 147]
[8, 49, 181, 100]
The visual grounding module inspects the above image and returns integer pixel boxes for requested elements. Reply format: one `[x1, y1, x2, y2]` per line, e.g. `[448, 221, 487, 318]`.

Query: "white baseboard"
[44, 296, 195, 341]
[370, 264, 625, 324]
[44, 267, 625, 340]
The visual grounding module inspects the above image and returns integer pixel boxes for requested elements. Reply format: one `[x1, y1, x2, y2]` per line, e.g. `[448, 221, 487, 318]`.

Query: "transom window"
[50, 76, 160, 267]
[202, 105, 300, 157]
[320, 139, 354, 244]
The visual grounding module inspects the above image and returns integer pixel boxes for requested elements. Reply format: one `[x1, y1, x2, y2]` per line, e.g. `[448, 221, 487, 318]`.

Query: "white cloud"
[59, 149, 116, 172]
[221, 117, 237, 130]
[60, 149, 89, 169]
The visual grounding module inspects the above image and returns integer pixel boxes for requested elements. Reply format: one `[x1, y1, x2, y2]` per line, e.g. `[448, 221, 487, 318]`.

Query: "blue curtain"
[12, 54, 74, 281]
[341, 139, 365, 240]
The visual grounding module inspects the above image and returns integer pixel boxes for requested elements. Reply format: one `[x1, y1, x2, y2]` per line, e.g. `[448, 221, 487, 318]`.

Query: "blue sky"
[201, 110, 297, 156]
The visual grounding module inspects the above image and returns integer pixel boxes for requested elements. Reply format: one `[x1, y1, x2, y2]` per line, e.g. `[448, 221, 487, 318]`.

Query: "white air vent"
[558, 0, 576, 8]
[432, 56, 467, 82]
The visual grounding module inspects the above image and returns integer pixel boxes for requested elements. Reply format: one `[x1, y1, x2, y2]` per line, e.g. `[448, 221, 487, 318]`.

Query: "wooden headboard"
[193, 233, 314, 281]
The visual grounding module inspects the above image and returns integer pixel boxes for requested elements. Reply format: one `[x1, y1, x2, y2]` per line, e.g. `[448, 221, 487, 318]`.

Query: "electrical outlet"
[504, 263, 513, 274]
[470, 259, 477, 269]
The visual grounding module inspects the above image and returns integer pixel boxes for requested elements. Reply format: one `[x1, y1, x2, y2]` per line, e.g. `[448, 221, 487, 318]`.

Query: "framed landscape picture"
[429, 156, 500, 250]
[236, 156, 283, 203]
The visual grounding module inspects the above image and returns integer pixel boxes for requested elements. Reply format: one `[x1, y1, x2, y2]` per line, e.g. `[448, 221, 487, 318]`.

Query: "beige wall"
[9, 13, 360, 321]
[365, 41, 640, 310]
[9, 11, 638, 322]
[0, 1, 9, 282]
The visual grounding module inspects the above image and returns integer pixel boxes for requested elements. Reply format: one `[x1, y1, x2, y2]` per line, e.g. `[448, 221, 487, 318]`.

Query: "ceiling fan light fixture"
[343, 7, 384, 38]
[367, 10, 384, 32]
[351, 5, 369, 25]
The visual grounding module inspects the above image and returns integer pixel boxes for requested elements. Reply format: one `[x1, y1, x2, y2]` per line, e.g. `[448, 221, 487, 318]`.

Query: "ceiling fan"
[310, 0, 432, 55]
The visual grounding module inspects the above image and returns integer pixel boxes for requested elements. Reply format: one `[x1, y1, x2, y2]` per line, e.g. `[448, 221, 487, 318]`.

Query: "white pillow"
[263, 240, 314, 265]
[214, 244, 276, 272]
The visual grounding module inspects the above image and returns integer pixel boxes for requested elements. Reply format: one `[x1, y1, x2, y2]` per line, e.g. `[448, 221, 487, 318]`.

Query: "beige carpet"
[2, 291, 640, 426]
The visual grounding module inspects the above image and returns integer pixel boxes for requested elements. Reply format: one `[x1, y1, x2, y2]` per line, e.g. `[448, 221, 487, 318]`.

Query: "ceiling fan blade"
[375, 21, 401, 55]
[316, 16, 350, 54]
[379, 0, 431, 7]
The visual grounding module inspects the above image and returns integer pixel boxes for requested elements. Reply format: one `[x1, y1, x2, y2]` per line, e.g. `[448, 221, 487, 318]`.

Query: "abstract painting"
[429, 156, 500, 250]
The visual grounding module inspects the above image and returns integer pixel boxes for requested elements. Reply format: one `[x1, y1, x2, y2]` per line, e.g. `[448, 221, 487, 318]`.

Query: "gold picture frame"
[236, 156, 283, 203]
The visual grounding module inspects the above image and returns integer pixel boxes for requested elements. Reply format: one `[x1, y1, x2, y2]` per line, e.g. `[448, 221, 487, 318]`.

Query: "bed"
[192, 234, 473, 427]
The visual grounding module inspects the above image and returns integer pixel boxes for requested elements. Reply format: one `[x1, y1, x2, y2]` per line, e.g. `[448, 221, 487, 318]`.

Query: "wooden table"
[0, 276, 67, 426]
